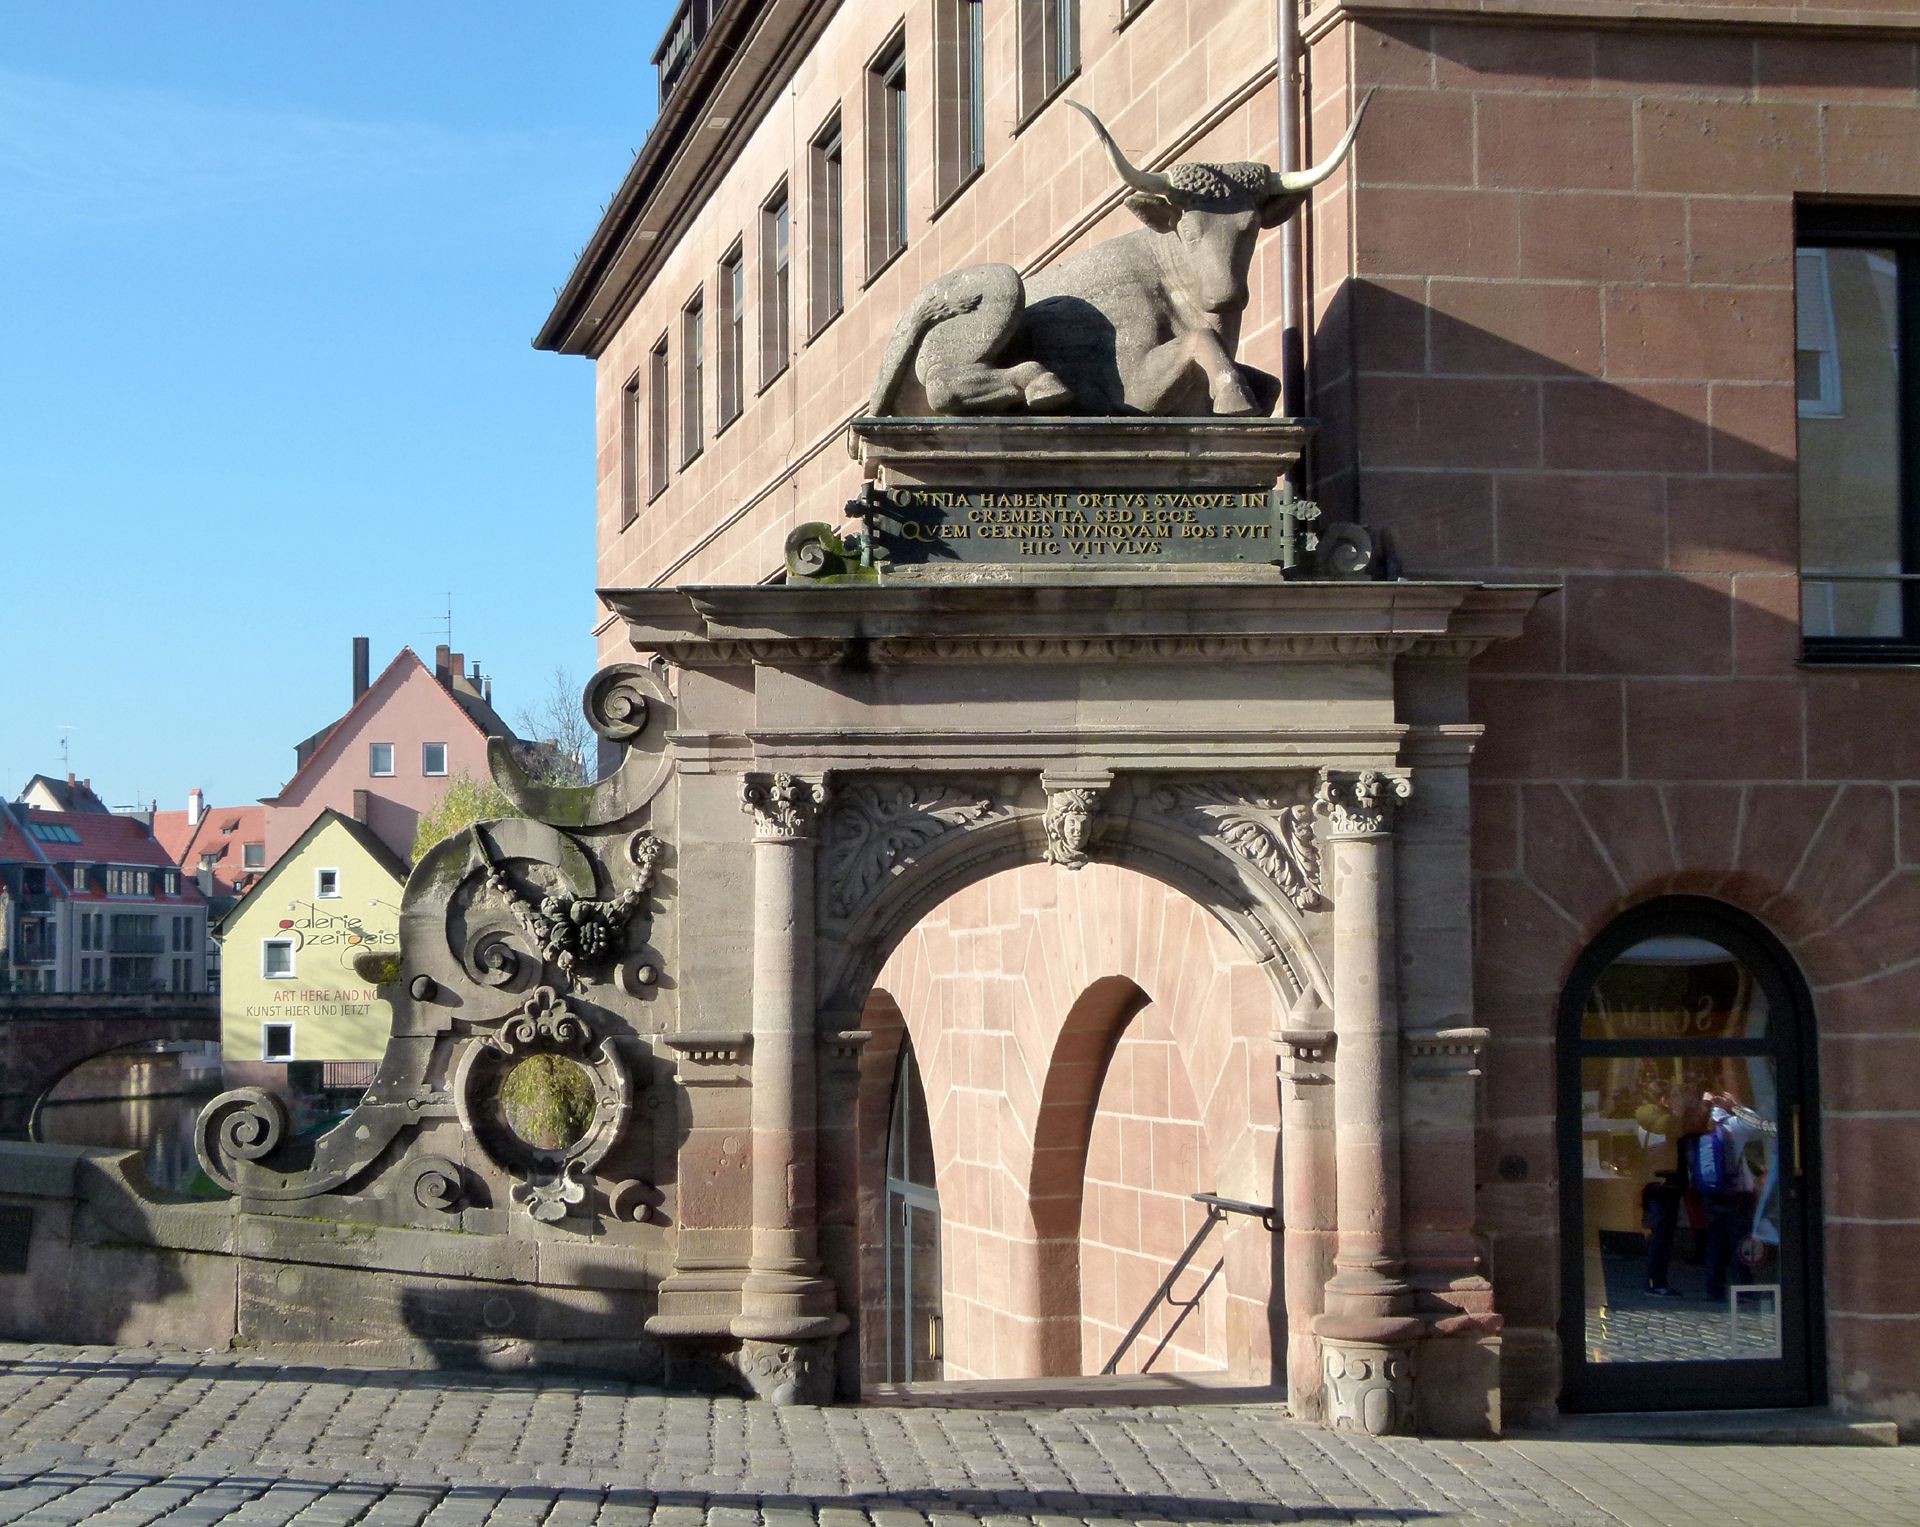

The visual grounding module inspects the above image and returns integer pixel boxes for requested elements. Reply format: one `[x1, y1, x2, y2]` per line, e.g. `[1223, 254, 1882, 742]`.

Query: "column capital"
[1313, 768, 1411, 840]
[741, 772, 830, 842]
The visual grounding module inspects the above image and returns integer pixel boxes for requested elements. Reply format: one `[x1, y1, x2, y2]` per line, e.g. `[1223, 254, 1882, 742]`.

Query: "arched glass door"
[1558, 899, 1823, 1411]
[883, 1039, 942, 1381]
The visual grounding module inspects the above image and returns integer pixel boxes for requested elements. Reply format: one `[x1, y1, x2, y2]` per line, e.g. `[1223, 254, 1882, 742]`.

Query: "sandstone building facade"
[530, 0, 1920, 1428]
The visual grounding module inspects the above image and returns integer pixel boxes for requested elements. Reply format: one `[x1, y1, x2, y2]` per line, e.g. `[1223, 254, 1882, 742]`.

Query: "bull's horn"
[1067, 101, 1182, 202]
[1268, 88, 1375, 197]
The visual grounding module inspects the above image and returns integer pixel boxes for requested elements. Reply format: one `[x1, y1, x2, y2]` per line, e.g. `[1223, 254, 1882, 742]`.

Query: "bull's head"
[1068, 93, 1371, 314]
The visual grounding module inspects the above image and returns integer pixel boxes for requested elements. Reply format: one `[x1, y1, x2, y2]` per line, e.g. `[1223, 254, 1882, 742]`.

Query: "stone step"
[1538, 1408, 1900, 1447]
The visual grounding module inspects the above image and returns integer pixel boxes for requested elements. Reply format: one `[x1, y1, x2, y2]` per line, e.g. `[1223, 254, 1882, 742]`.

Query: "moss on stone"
[499, 1055, 595, 1153]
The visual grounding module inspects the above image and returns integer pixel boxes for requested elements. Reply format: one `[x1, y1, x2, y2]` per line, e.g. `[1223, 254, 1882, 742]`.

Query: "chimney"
[451, 652, 465, 681]
[435, 644, 451, 684]
[352, 636, 371, 702]
[67, 771, 76, 787]
[352, 789, 370, 824]
[187, 788, 204, 827]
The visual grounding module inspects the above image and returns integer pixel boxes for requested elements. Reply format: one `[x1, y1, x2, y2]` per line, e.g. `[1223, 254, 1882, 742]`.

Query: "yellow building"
[216, 809, 405, 1100]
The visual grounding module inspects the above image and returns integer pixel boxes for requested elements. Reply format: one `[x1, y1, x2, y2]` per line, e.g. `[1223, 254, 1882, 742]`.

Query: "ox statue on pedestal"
[868, 93, 1371, 419]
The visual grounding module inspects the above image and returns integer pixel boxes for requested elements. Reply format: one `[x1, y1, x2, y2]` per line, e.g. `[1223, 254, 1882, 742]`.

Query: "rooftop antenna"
[58, 727, 74, 774]
[424, 593, 454, 653]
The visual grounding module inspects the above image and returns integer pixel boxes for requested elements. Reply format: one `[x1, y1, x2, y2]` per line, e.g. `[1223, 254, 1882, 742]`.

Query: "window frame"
[681, 289, 705, 466]
[315, 868, 340, 900]
[648, 334, 671, 500]
[620, 368, 643, 528]
[369, 742, 395, 777]
[242, 842, 265, 871]
[761, 181, 792, 387]
[422, 741, 448, 777]
[809, 112, 846, 336]
[934, 0, 987, 211]
[262, 938, 296, 980]
[717, 240, 746, 429]
[1017, 0, 1081, 129]
[865, 32, 910, 278]
[1796, 204, 1920, 665]
[261, 1022, 295, 1062]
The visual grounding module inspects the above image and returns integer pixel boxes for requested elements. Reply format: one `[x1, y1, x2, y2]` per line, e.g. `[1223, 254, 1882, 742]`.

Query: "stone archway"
[844, 851, 1297, 1384]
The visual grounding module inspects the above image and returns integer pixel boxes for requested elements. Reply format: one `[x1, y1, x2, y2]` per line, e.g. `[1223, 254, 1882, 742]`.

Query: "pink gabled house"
[262, 637, 516, 866]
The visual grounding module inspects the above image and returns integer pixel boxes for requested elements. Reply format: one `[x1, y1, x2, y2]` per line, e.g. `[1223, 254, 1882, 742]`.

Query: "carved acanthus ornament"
[741, 773, 830, 842]
[1313, 769, 1412, 839]
[819, 779, 1000, 917]
[1149, 777, 1323, 910]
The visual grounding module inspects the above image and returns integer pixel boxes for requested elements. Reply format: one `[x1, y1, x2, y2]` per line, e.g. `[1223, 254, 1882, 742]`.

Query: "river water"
[34, 1051, 221, 1194]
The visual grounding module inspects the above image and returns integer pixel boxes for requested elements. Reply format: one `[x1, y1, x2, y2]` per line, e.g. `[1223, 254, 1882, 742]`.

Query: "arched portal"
[1557, 896, 1824, 1413]
[854, 857, 1290, 1384]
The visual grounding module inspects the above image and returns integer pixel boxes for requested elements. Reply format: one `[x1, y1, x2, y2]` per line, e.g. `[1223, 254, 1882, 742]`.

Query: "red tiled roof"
[0, 806, 39, 866]
[21, 807, 205, 905]
[152, 804, 268, 897]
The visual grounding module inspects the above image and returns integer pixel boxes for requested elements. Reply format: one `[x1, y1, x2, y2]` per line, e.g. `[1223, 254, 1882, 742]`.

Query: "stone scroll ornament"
[868, 93, 1370, 418]
[195, 661, 676, 1218]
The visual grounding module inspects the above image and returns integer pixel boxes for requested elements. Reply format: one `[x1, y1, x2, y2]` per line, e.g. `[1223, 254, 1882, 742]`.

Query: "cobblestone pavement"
[0, 1346, 1914, 1526]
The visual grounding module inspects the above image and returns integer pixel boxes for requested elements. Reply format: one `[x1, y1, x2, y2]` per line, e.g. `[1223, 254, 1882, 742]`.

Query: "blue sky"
[0, 3, 672, 810]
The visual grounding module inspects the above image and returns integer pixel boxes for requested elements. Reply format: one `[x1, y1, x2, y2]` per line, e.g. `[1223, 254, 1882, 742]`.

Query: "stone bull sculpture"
[868, 93, 1371, 418]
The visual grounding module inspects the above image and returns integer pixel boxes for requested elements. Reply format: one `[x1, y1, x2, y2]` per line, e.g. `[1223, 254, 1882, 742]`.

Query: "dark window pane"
[1797, 245, 1903, 639]
[1582, 936, 1769, 1042]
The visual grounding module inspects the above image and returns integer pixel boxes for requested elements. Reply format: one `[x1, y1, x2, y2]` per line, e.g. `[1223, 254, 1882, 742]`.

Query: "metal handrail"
[1192, 1191, 1281, 1233]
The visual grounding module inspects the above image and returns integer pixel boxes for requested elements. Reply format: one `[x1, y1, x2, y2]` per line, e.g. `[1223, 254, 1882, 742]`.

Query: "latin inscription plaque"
[866, 486, 1304, 567]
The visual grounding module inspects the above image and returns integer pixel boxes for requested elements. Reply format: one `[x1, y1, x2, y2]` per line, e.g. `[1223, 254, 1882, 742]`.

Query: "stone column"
[1311, 768, 1421, 1435]
[1277, 990, 1337, 1420]
[733, 772, 846, 1402]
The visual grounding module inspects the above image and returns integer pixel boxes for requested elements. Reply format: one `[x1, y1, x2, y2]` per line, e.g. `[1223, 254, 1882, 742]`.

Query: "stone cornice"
[603, 579, 1552, 669]
[1305, 0, 1920, 42]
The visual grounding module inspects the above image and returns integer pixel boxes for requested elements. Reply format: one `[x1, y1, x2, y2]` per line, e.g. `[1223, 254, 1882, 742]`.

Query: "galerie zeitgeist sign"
[867, 485, 1307, 566]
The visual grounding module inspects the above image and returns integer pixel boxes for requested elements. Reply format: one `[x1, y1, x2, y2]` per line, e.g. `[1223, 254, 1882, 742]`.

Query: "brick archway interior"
[855, 859, 1287, 1383]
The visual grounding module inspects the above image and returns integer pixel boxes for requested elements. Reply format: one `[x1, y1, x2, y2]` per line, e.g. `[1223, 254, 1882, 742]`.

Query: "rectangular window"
[867, 34, 910, 272]
[316, 868, 340, 899]
[262, 1023, 294, 1062]
[242, 842, 265, 871]
[69, 863, 87, 894]
[423, 742, 448, 776]
[717, 242, 745, 427]
[620, 370, 642, 528]
[681, 292, 704, 464]
[369, 742, 394, 776]
[810, 115, 845, 331]
[262, 939, 295, 979]
[648, 336, 670, 496]
[761, 183, 791, 383]
[1797, 208, 1920, 660]
[1019, 0, 1079, 121]
[937, 0, 986, 203]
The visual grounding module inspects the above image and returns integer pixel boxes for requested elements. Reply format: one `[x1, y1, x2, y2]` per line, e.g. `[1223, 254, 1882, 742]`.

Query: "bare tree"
[512, 668, 593, 787]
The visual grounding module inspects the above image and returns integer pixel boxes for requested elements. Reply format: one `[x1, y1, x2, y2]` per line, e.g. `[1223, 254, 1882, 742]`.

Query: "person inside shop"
[1636, 1086, 1775, 1300]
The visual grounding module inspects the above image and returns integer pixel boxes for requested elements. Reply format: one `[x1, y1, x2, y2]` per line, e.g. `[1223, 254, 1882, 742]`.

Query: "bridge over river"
[0, 994, 218, 1137]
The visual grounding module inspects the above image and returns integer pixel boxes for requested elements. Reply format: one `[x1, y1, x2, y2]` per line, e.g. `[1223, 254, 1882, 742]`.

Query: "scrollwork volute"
[1313, 768, 1412, 839]
[581, 662, 657, 742]
[194, 1088, 289, 1193]
[741, 773, 829, 841]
